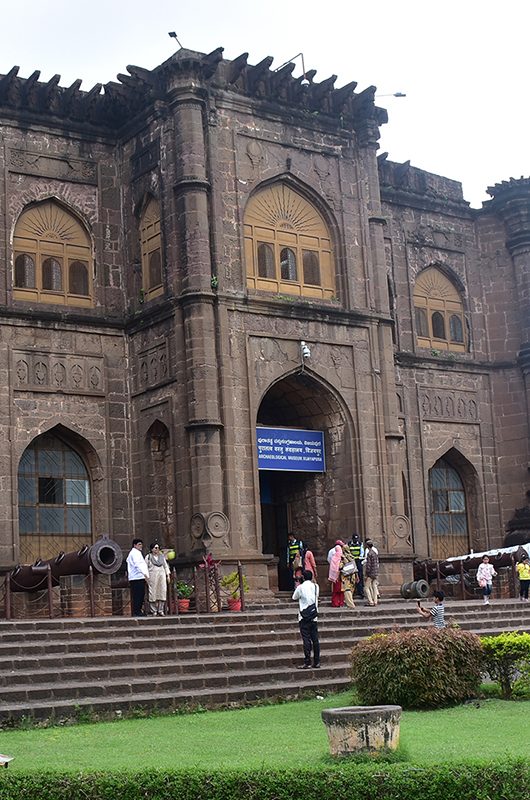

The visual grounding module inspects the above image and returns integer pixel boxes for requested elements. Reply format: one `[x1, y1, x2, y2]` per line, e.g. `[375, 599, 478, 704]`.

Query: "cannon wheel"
[400, 581, 413, 599]
[411, 579, 429, 599]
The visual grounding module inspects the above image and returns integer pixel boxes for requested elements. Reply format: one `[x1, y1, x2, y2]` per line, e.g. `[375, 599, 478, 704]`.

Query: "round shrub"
[351, 628, 483, 709]
[481, 631, 530, 699]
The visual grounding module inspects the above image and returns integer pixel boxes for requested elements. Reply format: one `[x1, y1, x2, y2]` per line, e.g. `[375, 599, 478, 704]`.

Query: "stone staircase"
[0, 598, 528, 725]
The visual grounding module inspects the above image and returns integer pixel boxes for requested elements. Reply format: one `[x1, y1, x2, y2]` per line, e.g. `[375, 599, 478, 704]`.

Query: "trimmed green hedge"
[0, 761, 528, 800]
[350, 628, 483, 708]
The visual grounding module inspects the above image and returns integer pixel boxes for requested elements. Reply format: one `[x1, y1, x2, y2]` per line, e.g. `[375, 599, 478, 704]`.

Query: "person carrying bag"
[293, 570, 320, 669]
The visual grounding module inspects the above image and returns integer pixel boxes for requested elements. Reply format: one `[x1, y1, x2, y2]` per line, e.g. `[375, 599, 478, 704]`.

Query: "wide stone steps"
[0, 599, 527, 724]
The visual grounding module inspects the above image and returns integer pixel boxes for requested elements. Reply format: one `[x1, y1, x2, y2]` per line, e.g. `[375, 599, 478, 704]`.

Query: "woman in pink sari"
[328, 541, 345, 607]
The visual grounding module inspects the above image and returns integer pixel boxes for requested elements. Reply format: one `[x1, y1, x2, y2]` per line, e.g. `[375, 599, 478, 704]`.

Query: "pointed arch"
[413, 266, 467, 352]
[139, 196, 163, 301]
[13, 199, 93, 306]
[142, 419, 175, 545]
[244, 181, 336, 300]
[17, 426, 97, 563]
[427, 448, 483, 559]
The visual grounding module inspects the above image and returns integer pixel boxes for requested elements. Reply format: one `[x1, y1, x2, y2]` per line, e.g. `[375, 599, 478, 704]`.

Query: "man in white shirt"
[126, 538, 149, 616]
[292, 570, 320, 669]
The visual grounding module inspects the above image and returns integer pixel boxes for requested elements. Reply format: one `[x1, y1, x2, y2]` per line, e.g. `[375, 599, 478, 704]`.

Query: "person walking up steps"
[476, 555, 496, 604]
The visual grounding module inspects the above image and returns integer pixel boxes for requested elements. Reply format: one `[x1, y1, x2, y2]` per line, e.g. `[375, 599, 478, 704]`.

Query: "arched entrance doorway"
[257, 372, 357, 590]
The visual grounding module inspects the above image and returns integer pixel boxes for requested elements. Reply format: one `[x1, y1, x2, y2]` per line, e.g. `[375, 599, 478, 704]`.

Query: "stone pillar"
[358, 119, 411, 554]
[488, 179, 530, 448]
[172, 95, 227, 556]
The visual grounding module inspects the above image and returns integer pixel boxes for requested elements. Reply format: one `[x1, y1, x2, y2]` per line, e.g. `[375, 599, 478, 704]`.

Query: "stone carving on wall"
[8, 148, 98, 185]
[390, 514, 413, 550]
[135, 341, 170, 392]
[190, 511, 230, 550]
[407, 224, 465, 253]
[419, 388, 479, 423]
[13, 350, 104, 395]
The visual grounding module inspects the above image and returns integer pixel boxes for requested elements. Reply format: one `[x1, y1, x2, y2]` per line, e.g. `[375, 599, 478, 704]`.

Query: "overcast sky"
[1, 0, 527, 207]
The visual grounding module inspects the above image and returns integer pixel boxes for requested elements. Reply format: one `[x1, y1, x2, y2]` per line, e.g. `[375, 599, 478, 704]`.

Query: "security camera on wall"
[300, 341, 311, 359]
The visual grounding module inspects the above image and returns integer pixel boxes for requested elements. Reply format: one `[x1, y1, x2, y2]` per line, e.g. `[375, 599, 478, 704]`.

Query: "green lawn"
[1, 692, 529, 772]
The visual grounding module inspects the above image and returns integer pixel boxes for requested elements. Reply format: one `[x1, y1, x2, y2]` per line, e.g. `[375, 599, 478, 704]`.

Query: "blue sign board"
[256, 427, 326, 472]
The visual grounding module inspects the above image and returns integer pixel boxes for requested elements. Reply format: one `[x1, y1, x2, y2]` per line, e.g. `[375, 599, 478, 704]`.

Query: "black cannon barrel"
[9, 536, 123, 592]
[414, 550, 520, 582]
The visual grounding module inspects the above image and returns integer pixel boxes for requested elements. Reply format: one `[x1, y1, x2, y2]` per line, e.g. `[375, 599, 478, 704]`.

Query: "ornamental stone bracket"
[12, 350, 105, 395]
[190, 511, 231, 550]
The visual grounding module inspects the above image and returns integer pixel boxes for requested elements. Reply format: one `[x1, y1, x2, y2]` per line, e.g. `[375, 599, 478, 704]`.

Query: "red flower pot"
[177, 598, 190, 613]
[227, 597, 242, 612]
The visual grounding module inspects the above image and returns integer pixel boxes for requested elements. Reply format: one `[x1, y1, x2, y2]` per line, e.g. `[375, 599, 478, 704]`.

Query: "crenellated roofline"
[0, 46, 387, 140]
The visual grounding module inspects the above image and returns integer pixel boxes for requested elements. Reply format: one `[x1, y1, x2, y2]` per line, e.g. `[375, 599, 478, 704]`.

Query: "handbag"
[300, 585, 318, 621]
[341, 561, 356, 576]
[300, 603, 318, 622]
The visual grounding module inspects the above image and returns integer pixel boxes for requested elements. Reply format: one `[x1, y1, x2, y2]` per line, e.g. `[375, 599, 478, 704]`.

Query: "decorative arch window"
[13, 201, 93, 306]
[413, 267, 467, 352]
[140, 198, 163, 301]
[429, 457, 469, 559]
[18, 432, 92, 563]
[244, 184, 335, 300]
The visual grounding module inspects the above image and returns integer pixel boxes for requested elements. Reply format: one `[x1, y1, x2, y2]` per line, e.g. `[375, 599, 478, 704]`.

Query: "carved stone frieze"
[8, 148, 98, 185]
[419, 388, 479, 423]
[135, 341, 170, 391]
[13, 351, 104, 395]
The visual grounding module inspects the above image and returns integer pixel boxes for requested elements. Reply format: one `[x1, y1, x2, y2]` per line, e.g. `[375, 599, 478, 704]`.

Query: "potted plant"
[175, 581, 194, 613]
[220, 571, 249, 611]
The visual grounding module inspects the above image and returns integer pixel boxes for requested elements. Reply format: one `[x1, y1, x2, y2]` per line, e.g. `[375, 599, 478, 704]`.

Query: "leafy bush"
[0, 761, 528, 800]
[350, 628, 483, 708]
[481, 632, 530, 699]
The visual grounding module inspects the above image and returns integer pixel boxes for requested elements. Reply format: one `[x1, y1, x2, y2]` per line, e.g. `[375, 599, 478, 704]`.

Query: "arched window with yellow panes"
[13, 200, 93, 306]
[140, 197, 163, 301]
[244, 184, 335, 300]
[413, 267, 467, 352]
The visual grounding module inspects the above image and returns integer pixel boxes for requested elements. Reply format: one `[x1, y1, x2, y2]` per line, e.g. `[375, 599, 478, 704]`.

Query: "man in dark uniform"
[287, 532, 305, 589]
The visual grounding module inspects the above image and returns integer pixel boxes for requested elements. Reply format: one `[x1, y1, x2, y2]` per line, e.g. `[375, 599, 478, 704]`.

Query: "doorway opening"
[257, 371, 356, 590]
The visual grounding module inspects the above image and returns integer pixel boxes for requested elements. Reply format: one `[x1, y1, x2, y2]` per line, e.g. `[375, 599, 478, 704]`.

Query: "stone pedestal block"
[321, 705, 402, 756]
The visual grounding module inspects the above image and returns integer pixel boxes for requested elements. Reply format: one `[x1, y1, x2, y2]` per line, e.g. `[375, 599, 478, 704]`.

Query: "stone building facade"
[0, 47, 528, 593]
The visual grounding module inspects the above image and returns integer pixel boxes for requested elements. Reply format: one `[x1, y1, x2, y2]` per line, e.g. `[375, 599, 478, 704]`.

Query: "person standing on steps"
[328, 541, 345, 607]
[293, 569, 320, 669]
[364, 540, 379, 607]
[146, 542, 170, 615]
[515, 555, 530, 601]
[348, 533, 364, 599]
[287, 532, 305, 589]
[340, 541, 358, 609]
[126, 538, 149, 616]
[302, 541, 318, 583]
[476, 554, 496, 605]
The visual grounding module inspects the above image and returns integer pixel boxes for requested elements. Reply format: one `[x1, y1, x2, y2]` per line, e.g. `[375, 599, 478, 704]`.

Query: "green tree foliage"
[481, 632, 530, 699]
[350, 628, 483, 709]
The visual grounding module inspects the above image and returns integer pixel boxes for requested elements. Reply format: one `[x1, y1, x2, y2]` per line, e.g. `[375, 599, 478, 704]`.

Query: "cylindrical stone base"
[321, 705, 402, 756]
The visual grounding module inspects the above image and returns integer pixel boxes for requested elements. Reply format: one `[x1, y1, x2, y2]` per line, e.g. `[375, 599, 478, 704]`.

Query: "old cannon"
[9, 536, 123, 592]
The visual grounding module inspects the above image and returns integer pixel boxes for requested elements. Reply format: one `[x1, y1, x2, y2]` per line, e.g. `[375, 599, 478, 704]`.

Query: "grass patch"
[0, 691, 528, 773]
